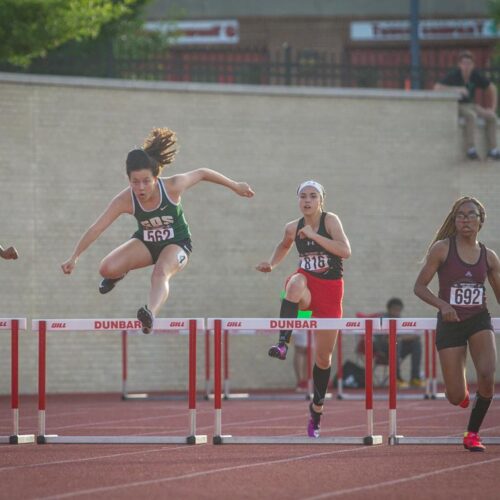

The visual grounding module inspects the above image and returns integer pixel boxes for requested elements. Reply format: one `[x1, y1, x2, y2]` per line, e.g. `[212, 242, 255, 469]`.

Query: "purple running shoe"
[268, 342, 288, 360]
[307, 403, 322, 438]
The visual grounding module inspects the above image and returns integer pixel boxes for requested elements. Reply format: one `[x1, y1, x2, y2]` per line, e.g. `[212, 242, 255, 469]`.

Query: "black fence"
[3, 46, 500, 98]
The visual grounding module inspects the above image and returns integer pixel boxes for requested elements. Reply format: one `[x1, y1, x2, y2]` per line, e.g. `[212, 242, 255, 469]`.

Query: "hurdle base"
[389, 435, 500, 445]
[37, 435, 207, 445]
[213, 434, 383, 445]
[10, 434, 35, 444]
[121, 393, 188, 402]
[187, 435, 208, 445]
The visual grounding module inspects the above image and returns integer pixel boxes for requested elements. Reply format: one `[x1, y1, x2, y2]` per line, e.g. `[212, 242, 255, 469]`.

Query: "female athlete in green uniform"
[61, 128, 254, 332]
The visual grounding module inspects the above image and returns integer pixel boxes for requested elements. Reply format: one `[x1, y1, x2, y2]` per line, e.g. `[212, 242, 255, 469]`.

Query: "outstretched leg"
[137, 244, 188, 333]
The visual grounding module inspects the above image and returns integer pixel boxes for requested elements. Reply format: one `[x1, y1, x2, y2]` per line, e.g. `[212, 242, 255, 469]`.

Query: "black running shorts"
[435, 309, 493, 351]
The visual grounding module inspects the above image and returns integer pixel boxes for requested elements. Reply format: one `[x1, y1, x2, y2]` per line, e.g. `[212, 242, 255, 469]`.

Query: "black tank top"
[295, 212, 343, 280]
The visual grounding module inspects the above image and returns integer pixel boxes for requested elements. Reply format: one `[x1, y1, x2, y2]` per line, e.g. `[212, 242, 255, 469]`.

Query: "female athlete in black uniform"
[256, 180, 351, 437]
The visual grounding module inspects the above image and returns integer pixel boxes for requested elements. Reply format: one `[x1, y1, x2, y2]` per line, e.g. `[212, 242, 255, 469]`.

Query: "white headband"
[297, 180, 325, 199]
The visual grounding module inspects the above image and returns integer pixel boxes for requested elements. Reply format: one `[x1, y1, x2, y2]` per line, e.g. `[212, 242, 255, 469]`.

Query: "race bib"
[299, 253, 329, 273]
[449, 284, 484, 307]
[143, 227, 174, 242]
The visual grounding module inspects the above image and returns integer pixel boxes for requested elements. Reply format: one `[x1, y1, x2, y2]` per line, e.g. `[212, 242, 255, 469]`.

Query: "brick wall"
[0, 74, 499, 394]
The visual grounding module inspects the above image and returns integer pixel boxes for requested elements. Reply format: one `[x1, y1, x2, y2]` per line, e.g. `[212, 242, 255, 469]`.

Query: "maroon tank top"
[438, 236, 490, 320]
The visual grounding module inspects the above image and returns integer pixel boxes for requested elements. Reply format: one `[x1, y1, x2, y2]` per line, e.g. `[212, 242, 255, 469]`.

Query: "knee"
[151, 265, 169, 282]
[315, 353, 332, 369]
[285, 275, 306, 300]
[99, 259, 116, 278]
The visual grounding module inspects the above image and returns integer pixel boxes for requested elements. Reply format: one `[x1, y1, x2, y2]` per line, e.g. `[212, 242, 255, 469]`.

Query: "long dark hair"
[126, 128, 177, 177]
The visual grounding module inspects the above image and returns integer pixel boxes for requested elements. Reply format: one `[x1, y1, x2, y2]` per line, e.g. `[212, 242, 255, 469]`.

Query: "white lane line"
[302, 456, 500, 499]
[37, 447, 375, 500]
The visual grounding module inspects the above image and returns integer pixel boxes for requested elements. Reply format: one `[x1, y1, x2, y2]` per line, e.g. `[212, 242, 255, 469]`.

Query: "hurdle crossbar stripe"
[0, 319, 35, 445]
[207, 318, 371, 331]
[34, 318, 207, 445]
[212, 318, 382, 445]
[387, 318, 500, 446]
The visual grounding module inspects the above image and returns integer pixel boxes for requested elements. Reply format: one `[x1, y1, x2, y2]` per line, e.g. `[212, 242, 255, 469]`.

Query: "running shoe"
[99, 274, 126, 294]
[459, 388, 470, 409]
[466, 147, 479, 160]
[268, 342, 288, 360]
[410, 378, 426, 388]
[487, 148, 500, 161]
[137, 305, 154, 334]
[307, 403, 322, 438]
[397, 378, 409, 389]
[463, 431, 485, 452]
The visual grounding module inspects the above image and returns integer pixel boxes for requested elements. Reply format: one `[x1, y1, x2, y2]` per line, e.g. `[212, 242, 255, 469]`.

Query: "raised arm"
[61, 190, 130, 274]
[165, 168, 254, 202]
[298, 212, 351, 259]
[487, 248, 500, 304]
[414, 240, 459, 322]
[256, 221, 296, 273]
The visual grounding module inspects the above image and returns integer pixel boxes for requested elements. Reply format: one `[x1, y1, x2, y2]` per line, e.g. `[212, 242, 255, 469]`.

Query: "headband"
[297, 180, 325, 199]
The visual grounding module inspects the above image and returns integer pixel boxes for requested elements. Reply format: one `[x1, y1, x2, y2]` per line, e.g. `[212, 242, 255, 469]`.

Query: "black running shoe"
[268, 342, 288, 360]
[137, 305, 154, 334]
[99, 275, 125, 294]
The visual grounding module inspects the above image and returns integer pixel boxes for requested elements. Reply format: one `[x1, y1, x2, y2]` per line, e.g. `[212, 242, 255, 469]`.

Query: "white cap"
[297, 180, 325, 199]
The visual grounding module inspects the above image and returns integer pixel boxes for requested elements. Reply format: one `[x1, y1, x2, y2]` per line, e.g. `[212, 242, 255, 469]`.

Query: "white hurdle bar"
[32, 318, 207, 445]
[209, 318, 383, 445]
[0, 318, 34, 444]
[385, 318, 500, 446]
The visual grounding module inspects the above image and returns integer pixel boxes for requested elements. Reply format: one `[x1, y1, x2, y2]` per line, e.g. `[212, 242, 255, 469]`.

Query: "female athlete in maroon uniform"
[256, 180, 351, 437]
[414, 196, 500, 451]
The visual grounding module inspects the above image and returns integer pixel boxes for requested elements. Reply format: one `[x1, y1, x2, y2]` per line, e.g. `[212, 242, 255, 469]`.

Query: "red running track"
[0, 393, 499, 500]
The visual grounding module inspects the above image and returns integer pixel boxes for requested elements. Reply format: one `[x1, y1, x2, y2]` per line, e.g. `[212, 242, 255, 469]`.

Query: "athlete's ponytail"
[126, 127, 178, 177]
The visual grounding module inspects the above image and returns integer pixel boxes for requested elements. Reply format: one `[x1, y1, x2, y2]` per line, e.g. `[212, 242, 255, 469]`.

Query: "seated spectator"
[374, 298, 425, 389]
[434, 50, 500, 161]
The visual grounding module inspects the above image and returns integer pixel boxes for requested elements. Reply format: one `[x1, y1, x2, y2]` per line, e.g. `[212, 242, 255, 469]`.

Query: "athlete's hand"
[256, 262, 273, 273]
[298, 225, 316, 240]
[61, 257, 77, 275]
[440, 303, 460, 322]
[234, 182, 255, 198]
[0, 246, 18, 260]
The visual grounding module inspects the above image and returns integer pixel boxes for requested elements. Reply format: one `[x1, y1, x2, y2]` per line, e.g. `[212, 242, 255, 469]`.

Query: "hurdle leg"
[424, 330, 431, 399]
[306, 329, 313, 400]
[363, 320, 382, 445]
[121, 331, 128, 400]
[223, 329, 230, 399]
[7, 320, 34, 444]
[204, 329, 211, 400]
[37, 321, 57, 444]
[187, 319, 207, 444]
[213, 320, 229, 444]
[335, 331, 344, 399]
[388, 319, 403, 445]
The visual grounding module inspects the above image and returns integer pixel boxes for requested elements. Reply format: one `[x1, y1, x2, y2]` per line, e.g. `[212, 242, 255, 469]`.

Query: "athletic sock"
[278, 298, 299, 344]
[312, 364, 332, 407]
[467, 392, 493, 433]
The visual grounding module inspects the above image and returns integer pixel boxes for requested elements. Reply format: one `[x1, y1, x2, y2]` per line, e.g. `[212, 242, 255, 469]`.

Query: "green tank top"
[131, 178, 191, 246]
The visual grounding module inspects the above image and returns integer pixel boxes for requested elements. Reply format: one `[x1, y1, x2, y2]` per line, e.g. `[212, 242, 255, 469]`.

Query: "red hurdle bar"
[205, 329, 211, 399]
[211, 318, 382, 445]
[0, 318, 34, 444]
[34, 318, 207, 445]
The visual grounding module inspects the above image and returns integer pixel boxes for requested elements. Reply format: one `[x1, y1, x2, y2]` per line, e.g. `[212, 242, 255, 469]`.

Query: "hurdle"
[336, 324, 433, 401]
[386, 317, 500, 446]
[210, 318, 383, 445]
[32, 318, 207, 445]
[0, 318, 35, 444]
[121, 329, 188, 401]
[204, 327, 315, 401]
